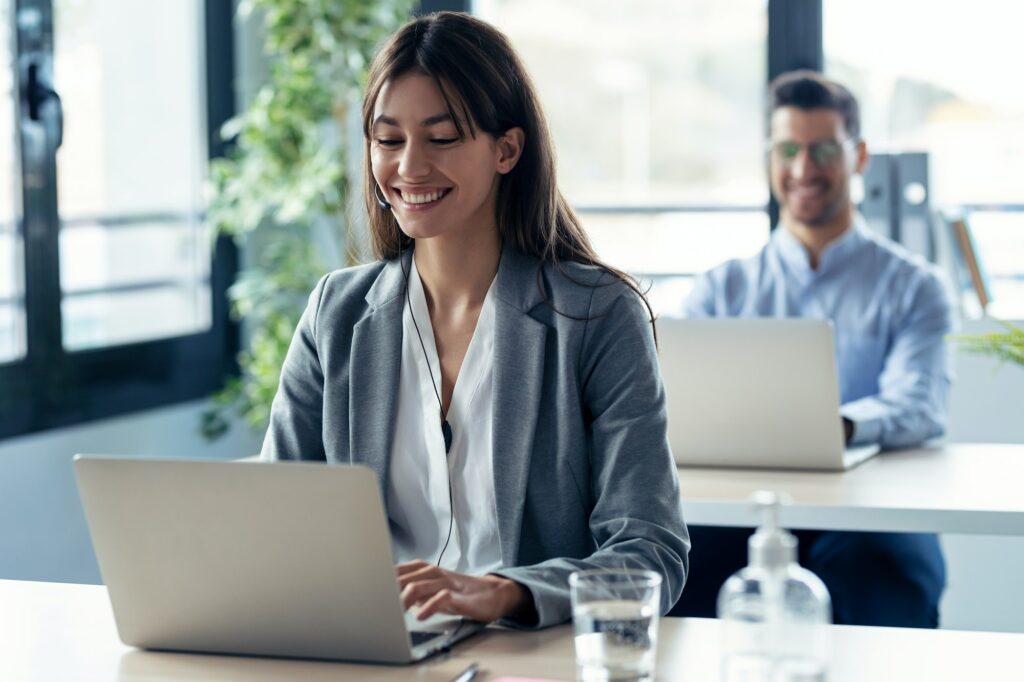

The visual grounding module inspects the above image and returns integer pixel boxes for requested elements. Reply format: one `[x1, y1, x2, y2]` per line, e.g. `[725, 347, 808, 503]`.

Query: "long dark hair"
[361, 12, 654, 327]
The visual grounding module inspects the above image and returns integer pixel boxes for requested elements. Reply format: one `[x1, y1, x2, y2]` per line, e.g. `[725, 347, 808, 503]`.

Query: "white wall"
[946, 319, 1024, 444]
[939, 317, 1024, 632]
[0, 400, 263, 584]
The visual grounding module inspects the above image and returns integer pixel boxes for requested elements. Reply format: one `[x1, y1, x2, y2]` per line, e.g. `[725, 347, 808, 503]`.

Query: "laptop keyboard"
[410, 630, 444, 647]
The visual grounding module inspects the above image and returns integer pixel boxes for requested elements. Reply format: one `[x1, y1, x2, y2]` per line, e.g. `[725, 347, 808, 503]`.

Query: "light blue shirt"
[683, 218, 954, 449]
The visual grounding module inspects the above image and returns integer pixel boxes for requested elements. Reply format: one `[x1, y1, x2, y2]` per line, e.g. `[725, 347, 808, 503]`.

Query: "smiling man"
[676, 71, 954, 627]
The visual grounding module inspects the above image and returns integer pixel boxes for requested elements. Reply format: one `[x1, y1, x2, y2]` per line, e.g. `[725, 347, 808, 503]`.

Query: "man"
[677, 71, 953, 627]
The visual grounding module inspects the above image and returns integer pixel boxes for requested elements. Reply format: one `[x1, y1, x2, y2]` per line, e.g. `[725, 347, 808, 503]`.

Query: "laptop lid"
[74, 457, 468, 663]
[658, 318, 865, 471]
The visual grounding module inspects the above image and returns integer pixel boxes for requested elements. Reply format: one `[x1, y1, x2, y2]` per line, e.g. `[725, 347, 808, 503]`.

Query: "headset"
[374, 183, 392, 211]
[383, 183, 456, 568]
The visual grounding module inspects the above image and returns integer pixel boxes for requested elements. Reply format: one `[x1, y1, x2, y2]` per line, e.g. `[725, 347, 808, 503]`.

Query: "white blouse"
[386, 258, 503, 576]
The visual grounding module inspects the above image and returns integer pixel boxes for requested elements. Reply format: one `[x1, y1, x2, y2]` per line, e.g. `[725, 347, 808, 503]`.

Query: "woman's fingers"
[397, 564, 442, 590]
[395, 559, 431, 576]
[393, 565, 506, 622]
[416, 588, 455, 620]
[400, 577, 449, 610]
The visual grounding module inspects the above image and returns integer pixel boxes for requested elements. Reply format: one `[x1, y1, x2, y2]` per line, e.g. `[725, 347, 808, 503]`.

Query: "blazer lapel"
[492, 248, 547, 566]
[349, 254, 407, 509]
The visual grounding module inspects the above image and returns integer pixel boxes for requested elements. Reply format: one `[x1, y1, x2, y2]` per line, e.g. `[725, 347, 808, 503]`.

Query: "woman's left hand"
[396, 560, 532, 622]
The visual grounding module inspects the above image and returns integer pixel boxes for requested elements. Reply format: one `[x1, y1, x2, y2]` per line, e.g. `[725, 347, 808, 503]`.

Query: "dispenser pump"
[718, 491, 833, 681]
[748, 491, 797, 569]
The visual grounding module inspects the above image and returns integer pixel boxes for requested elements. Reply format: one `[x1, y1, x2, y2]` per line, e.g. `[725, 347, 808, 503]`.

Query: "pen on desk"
[450, 661, 479, 682]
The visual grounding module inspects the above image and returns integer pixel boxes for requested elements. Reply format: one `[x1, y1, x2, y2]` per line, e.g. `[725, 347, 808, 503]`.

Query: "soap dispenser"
[717, 491, 832, 681]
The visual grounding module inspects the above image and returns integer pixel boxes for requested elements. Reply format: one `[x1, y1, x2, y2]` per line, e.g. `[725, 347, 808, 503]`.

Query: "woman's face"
[370, 72, 520, 242]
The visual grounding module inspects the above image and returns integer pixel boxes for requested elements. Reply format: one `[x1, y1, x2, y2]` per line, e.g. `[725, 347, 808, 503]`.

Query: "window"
[825, 0, 1024, 317]
[1, 0, 24, 364]
[0, 0, 236, 439]
[473, 0, 770, 316]
[54, 0, 213, 350]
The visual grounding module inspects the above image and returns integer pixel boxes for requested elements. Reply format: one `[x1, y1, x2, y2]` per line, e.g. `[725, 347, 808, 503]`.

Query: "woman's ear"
[496, 127, 525, 175]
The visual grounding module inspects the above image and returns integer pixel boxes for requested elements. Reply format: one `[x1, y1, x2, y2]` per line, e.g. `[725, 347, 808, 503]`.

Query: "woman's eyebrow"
[421, 113, 454, 127]
[372, 113, 454, 129]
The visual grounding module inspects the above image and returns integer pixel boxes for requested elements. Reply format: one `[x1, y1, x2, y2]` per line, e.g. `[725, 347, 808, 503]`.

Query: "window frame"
[0, 0, 238, 440]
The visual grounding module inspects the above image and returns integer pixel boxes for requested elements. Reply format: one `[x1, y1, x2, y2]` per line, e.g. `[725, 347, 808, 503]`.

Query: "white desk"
[678, 443, 1024, 535]
[6, 579, 1024, 681]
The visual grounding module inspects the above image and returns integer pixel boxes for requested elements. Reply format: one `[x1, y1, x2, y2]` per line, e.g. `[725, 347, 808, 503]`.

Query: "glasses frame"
[767, 138, 858, 169]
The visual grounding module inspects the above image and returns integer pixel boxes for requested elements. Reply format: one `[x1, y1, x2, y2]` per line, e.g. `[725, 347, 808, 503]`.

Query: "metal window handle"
[25, 60, 64, 149]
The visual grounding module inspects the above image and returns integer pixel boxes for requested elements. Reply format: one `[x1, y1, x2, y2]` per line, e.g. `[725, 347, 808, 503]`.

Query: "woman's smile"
[394, 186, 453, 210]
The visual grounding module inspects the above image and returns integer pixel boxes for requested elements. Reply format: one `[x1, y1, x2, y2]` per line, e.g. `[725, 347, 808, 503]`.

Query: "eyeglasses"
[768, 139, 854, 168]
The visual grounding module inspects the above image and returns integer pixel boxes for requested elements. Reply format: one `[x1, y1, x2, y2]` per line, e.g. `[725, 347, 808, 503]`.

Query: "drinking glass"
[570, 569, 662, 682]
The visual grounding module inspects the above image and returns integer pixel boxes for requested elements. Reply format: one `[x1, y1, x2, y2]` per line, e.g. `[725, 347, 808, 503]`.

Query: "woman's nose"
[398, 141, 431, 179]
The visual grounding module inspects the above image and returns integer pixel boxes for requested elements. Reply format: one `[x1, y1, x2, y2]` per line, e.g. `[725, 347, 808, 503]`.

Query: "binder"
[949, 216, 991, 311]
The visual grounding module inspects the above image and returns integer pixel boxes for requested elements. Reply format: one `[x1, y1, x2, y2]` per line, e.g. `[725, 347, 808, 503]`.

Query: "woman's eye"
[431, 138, 459, 145]
[376, 138, 402, 147]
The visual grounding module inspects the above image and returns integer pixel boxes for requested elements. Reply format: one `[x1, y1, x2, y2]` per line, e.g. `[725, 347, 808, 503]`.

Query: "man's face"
[768, 106, 867, 228]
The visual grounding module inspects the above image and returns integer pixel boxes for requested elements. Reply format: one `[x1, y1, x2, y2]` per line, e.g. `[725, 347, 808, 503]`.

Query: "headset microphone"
[374, 184, 392, 210]
[400, 247, 455, 567]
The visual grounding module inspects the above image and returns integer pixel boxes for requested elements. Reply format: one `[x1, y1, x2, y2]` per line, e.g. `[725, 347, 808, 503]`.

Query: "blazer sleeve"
[494, 283, 691, 628]
[260, 276, 330, 462]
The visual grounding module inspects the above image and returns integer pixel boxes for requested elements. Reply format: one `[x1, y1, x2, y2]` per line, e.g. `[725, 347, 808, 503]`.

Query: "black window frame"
[0, 0, 238, 440]
[768, 0, 823, 228]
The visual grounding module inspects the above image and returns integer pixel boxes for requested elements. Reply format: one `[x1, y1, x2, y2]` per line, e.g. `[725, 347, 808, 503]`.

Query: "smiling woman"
[261, 11, 690, 629]
[369, 72, 522, 245]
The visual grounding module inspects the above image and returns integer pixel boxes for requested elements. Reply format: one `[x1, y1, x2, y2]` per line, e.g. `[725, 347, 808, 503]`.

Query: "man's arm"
[681, 271, 718, 318]
[840, 271, 954, 449]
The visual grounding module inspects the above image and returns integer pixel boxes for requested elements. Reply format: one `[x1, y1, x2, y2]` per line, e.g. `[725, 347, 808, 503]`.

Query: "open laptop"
[658, 318, 880, 471]
[73, 456, 482, 663]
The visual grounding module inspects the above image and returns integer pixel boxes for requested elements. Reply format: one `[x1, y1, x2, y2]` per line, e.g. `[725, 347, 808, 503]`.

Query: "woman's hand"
[396, 560, 533, 623]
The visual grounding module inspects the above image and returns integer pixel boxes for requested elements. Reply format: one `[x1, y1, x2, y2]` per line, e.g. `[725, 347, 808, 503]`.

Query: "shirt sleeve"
[840, 270, 954, 448]
[260, 276, 330, 462]
[681, 271, 717, 318]
[492, 284, 691, 628]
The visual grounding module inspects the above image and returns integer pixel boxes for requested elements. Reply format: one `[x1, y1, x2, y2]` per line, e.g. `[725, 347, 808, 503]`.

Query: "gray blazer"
[262, 247, 690, 628]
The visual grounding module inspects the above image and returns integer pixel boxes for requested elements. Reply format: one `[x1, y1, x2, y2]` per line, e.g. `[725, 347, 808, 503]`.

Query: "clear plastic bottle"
[717, 492, 832, 681]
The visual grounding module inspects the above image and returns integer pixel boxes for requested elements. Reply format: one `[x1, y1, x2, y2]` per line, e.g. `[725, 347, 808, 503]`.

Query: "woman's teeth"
[401, 189, 448, 204]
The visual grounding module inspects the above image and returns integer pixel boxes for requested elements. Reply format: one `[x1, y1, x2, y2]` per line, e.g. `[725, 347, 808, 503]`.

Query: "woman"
[262, 11, 689, 628]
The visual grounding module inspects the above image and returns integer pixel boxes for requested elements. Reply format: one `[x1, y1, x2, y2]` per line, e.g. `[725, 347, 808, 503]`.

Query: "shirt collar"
[771, 215, 869, 281]
[370, 244, 540, 314]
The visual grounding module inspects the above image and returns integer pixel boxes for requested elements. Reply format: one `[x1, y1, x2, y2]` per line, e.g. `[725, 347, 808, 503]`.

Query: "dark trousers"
[672, 526, 946, 628]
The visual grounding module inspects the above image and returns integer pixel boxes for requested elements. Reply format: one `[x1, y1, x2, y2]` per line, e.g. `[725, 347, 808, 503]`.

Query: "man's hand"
[396, 560, 533, 623]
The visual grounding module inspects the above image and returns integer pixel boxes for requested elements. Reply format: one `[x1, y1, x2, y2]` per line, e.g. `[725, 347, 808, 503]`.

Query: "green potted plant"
[202, 0, 414, 439]
[952, 320, 1024, 370]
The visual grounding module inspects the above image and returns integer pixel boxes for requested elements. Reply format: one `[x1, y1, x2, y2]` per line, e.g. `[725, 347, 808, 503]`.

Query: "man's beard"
[798, 192, 848, 228]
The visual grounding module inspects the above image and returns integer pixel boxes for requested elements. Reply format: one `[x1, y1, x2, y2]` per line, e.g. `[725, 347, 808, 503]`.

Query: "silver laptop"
[658, 318, 880, 471]
[73, 456, 482, 663]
